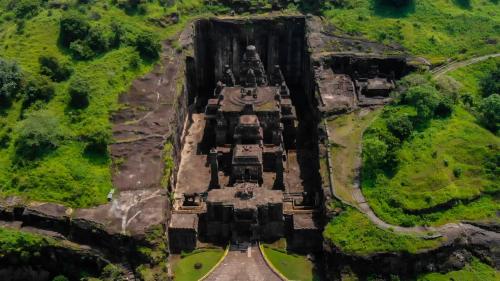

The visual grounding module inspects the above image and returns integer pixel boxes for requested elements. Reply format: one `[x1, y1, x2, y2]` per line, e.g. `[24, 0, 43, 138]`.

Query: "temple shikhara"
[169, 45, 322, 252]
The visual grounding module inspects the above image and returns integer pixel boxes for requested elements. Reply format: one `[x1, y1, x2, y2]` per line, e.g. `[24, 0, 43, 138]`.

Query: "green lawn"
[324, 207, 442, 255]
[0, 1, 207, 207]
[417, 258, 499, 281]
[261, 242, 320, 281]
[173, 248, 225, 281]
[321, 0, 500, 63]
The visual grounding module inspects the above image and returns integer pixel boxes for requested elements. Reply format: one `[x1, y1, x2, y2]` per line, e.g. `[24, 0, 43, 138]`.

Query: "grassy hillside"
[417, 258, 500, 281]
[360, 64, 499, 226]
[322, 0, 500, 63]
[0, 1, 209, 207]
[323, 207, 442, 255]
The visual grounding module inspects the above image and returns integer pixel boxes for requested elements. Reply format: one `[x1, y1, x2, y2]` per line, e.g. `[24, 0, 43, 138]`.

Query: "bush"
[480, 63, 500, 97]
[68, 76, 91, 108]
[9, 0, 42, 19]
[80, 126, 111, 154]
[402, 85, 440, 122]
[59, 12, 90, 47]
[86, 25, 111, 53]
[135, 32, 161, 59]
[15, 111, 63, 160]
[363, 137, 389, 174]
[387, 115, 413, 141]
[477, 93, 500, 132]
[434, 96, 454, 117]
[0, 58, 23, 105]
[22, 75, 55, 107]
[69, 39, 95, 60]
[39, 56, 73, 82]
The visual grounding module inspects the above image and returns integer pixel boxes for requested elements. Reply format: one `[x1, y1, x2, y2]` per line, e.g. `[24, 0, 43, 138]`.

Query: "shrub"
[22, 75, 55, 107]
[135, 31, 161, 59]
[86, 25, 111, 53]
[453, 167, 463, 178]
[387, 115, 413, 141]
[69, 39, 95, 60]
[15, 110, 63, 160]
[0, 58, 23, 105]
[68, 76, 91, 108]
[363, 137, 389, 174]
[39, 56, 73, 82]
[9, 0, 41, 19]
[59, 12, 90, 47]
[434, 96, 454, 117]
[80, 126, 111, 154]
[480, 63, 500, 97]
[477, 93, 500, 132]
[402, 85, 440, 122]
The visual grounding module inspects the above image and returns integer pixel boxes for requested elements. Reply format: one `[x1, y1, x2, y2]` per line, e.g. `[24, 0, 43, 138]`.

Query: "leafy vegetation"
[0, 0, 212, 207]
[321, 0, 500, 62]
[172, 248, 225, 281]
[417, 258, 500, 281]
[0, 227, 54, 260]
[361, 71, 499, 226]
[324, 207, 442, 255]
[261, 240, 320, 281]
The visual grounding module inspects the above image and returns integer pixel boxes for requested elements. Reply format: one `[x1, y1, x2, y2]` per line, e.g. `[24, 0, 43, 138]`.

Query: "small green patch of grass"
[0, 226, 55, 259]
[261, 242, 320, 281]
[323, 208, 442, 255]
[447, 57, 500, 98]
[417, 258, 499, 281]
[173, 248, 224, 281]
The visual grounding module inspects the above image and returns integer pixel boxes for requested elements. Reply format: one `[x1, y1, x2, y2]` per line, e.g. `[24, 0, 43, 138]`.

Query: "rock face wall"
[191, 16, 308, 107]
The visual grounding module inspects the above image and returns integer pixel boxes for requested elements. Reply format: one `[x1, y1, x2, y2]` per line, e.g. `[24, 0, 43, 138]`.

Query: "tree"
[480, 64, 500, 97]
[68, 76, 90, 108]
[39, 55, 73, 82]
[135, 32, 161, 59]
[477, 94, 500, 133]
[15, 110, 63, 160]
[86, 25, 111, 53]
[363, 137, 389, 174]
[22, 75, 55, 107]
[59, 12, 90, 47]
[402, 85, 440, 122]
[0, 58, 23, 105]
[52, 276, 69, 281]
[387, 115, 413, 141]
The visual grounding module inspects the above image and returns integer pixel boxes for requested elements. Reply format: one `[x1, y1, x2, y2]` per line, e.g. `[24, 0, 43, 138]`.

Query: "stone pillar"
[209, 148, 219, 189]
[274, 149, 284, 190]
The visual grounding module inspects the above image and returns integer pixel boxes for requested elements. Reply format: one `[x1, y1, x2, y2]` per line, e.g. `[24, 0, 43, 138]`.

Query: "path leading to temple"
[431, 53, 500, 78]
[204, 244, 282, 281]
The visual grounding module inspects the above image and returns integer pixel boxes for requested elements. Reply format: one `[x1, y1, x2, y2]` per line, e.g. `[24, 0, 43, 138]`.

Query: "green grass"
[447, 57, 500, 97]
[417, 258, 500, 281]
[323, 207, 442, 255]
[0, 226, 55, 259]
[173, 248, 225, 281]
[321, 0, 500, 63]
[261, 243, 320, 281]
[0, 1, 211, 207]
[363, 107, 499, 226]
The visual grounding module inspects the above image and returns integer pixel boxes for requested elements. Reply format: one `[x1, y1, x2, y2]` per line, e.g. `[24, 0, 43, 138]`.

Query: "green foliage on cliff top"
[0, 1, 208, 207]
[323, 208, 442, 255]
[0, 227, 54, 259]
[322, 0, 500, 63]
[417, 258, 500, 281]
[361, 70, 499, 227]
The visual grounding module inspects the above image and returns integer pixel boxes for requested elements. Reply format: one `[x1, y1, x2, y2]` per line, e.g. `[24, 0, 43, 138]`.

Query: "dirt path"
[431, 53, 500, 78]
[204, 244, 282, 281]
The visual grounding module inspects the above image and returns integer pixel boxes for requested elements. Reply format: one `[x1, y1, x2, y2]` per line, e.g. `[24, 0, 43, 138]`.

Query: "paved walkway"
[431, 53, 500, 78]
[205, 244, 282, 281]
